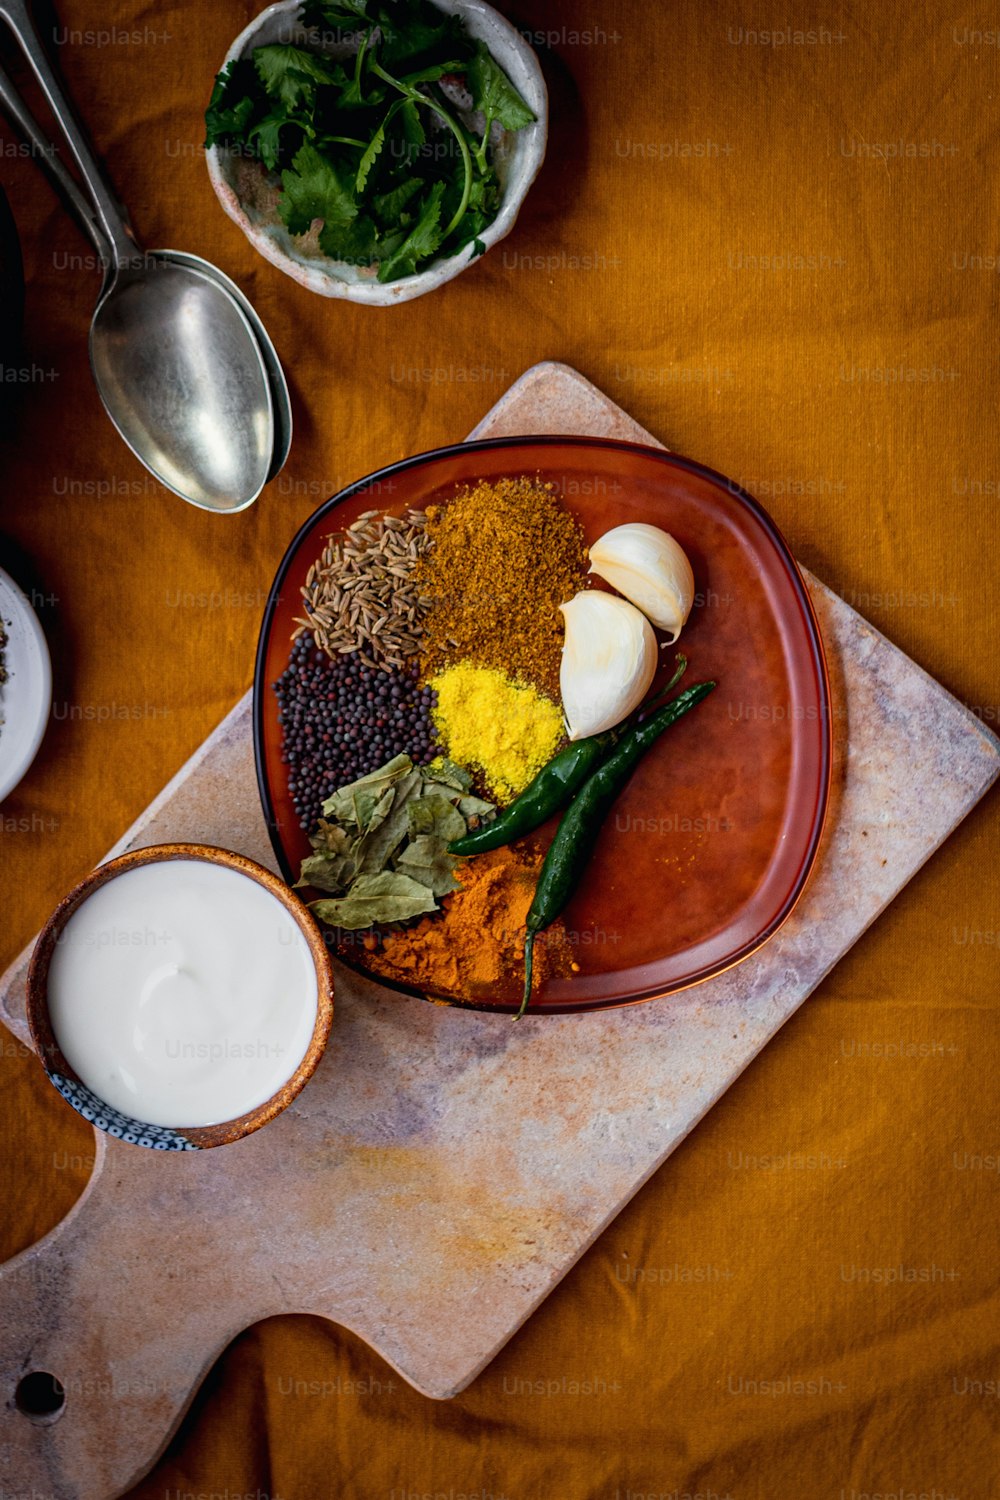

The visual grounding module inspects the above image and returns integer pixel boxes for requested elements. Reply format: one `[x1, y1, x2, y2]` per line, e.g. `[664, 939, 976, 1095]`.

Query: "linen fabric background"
[1, 1, 998, 1496]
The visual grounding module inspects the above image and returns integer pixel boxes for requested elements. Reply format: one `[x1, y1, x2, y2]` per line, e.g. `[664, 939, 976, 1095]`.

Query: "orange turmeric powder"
[367, 845, 575, 1000]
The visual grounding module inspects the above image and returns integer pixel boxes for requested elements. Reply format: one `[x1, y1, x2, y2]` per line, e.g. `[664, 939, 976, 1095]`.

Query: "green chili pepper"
[449, 658, 689, 857]
[518, 679, 717, 1018]
[448, 733, 618, 856]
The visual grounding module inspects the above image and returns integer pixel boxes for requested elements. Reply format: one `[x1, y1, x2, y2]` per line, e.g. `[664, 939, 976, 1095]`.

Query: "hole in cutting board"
[15, 1370, 65, 1423]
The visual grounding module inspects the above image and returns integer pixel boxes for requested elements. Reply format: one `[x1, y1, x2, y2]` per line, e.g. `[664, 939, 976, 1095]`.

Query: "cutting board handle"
[0, 1133, 264, 1500]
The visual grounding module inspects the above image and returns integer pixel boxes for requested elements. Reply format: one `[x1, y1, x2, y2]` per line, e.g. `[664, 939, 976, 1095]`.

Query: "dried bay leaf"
[322, 753, 413, 826]
[311, 820, 354, 856]
[357, 768, 424, 873]
[395, 835, 461, 898]
[407, 792, 466, 843]
[310, 872, 438, 930]
[427, 757, 472, 792]
[295, 851, 355, 894]
[456, 793, 495, 822]
[299, 752, 495, 930]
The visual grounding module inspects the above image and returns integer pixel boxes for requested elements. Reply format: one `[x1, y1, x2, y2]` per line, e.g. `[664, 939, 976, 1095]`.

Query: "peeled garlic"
[588, 523, 695, 641]
[559, 591, 657, 740]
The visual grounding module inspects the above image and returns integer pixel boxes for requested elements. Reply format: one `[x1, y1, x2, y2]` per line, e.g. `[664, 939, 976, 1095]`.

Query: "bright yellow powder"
[429, 663, 564, 804]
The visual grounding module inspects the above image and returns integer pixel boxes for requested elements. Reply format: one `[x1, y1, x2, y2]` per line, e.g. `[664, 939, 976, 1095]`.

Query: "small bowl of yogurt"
[26, 844, 335, 1150]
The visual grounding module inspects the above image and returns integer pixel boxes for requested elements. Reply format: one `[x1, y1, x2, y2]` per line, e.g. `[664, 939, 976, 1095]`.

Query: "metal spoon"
[0, 0, 283, 512]
[0, 66, 293, 487]
[154, 253, 292, 487]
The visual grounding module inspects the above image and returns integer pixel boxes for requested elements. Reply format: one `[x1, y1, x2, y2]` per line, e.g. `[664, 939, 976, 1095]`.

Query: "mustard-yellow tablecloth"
[1, 2, 998, 1496]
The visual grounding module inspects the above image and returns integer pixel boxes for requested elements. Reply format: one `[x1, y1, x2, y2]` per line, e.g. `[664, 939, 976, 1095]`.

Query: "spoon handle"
[0, 58, 114, 267]
[0, 0, 137, 267]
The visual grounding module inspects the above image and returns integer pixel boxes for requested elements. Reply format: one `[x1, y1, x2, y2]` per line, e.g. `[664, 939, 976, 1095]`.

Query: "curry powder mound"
[429, 662, 564, 803]
[367, 844, 576, 998]
[415, 476, 589, 699]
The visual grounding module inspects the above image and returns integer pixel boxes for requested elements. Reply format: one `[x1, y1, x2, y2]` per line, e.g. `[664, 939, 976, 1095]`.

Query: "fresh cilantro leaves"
[466, 39, 535, 169]
[376, 178, 444, 281]
[205, 61, 258, 142]
[205, 0, 534, 282]
[300, 0, 372, 27]
[278, 143, 358, 235]
[253, 43, 344, 109]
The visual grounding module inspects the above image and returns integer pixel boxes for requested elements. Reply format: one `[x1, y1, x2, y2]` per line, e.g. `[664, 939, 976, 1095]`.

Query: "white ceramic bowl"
[206, 0, 548, 305]
[0, 565, 51, 805]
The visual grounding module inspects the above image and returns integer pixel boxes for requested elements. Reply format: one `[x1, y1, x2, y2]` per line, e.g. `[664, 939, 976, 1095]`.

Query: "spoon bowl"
[163, 250, 292, 484]
[89, 257, 274, 513]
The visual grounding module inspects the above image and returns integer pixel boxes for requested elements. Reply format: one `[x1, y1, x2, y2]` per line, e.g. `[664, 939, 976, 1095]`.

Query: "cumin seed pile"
[294, 508, 432, 672]
[415, 477, 589, 700]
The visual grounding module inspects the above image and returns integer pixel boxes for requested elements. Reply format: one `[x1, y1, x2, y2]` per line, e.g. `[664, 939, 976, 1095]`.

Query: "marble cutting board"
[1, 361, 997, 1500]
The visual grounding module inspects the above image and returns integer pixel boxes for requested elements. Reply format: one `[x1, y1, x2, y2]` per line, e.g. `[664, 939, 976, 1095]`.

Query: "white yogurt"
[46, 859, 318, 1128]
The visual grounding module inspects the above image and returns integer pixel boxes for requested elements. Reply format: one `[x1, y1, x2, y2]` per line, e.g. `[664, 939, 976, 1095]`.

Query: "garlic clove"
[559, 591, 657, 740]
[588, 522, 695, 641]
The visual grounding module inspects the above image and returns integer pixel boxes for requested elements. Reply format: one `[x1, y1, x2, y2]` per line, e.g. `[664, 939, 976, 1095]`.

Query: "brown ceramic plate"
[254, 436, 831, 1013]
